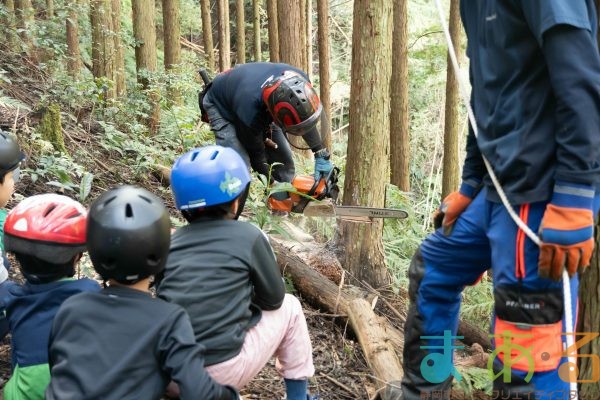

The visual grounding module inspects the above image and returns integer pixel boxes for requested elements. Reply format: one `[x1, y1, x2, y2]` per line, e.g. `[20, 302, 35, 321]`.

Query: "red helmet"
[4, 194, 87, 264]
[262, 70, 322, 136]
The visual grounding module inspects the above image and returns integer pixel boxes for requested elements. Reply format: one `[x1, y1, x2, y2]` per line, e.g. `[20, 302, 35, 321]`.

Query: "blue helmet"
[171, 145, 251, 211]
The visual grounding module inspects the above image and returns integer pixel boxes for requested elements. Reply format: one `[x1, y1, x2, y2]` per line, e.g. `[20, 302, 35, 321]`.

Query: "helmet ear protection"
[262, 71, 322, 136]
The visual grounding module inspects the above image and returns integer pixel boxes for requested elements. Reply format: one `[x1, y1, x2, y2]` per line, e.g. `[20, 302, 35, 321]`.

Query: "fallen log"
[272, 239, 404, 398]
[348, 298, 404, 398]
[272, 239, 491, 398]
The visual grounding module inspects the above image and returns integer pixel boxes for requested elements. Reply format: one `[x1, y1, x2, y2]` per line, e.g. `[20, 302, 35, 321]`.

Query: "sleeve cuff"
[459, 181, 481, 198]
[551, 181, 595, 209]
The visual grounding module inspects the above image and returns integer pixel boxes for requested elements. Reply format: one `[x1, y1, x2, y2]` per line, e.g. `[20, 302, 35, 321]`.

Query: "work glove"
[433, 182, 477, 235]
[538, 181, 595, 281]
[313, 148, 333, 180]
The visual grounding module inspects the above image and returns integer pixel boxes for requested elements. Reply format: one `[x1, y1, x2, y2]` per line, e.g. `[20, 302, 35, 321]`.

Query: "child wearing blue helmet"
[157, 145, 316, 400]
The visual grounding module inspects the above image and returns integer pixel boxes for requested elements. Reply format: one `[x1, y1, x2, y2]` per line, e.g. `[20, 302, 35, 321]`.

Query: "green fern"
[0, 92, 31, 111]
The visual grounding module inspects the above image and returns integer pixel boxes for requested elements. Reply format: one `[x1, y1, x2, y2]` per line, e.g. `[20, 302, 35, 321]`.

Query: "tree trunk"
[111, 0, 126, 96]
[14, 0, 35, 53]
[578, 217, 600, 396]
[3, 0, 16, 47]
[389, 0, 410, 192]
[235, 0, 245, 63]
[90, 0, 116, 99]
[334, 0, 393, 289]
[441, 0, 462, 198]
[217, 0, 230, 70]
[66, 0, 81, 76]
[200, 0, 215, 71]
[316, 0, 331, 150]
[252, 0, 261, 61]
[277, 0, 311, 157]
[132, 0, 160, 134]
[266, 0, 278, 62]
[45, 0, 53, 18]
[163, 0, 181, 103]
[305, 0, 312, 78]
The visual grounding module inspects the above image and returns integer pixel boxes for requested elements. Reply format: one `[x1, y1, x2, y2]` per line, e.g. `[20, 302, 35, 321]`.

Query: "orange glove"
[538, 182, 595, 281]
[433, 183, 478, 235]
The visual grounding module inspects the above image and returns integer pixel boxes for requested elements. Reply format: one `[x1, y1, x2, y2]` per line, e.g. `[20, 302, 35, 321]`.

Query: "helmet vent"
[138, 195, 152, 204]
[147, 255, 160, 267]
[210, 150, 219, 160]
[125, 204, 133, 218]
[191, 151, 199, 162]
[66, 211, 81, 219]
[43, 204, 57, 217]
[103, 196, 117, 209]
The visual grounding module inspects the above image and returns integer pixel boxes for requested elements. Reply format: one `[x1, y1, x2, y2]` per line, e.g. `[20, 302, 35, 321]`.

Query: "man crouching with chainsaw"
[199, 62, 333, 211]
[397, 2, 600, 400]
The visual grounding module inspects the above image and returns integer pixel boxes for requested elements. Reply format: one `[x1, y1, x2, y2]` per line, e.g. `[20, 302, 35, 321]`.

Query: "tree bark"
[235, 0, 245, 64]
[90, 0, 116, 99]
[111, 0, 126, 96]
[316, 0, 331, 150]
[335, 0, 393, 289]
[266, 0, 278, 62]
[132, 0, 160, 134]
[277, 0, 311, 157]
[348, 298, 404, 395]
[163, 0, 181, 103]
[441, 0, 462, 198]
[45, 0, 53, 18]
[14, 0, 35, 53]
[252, 0, 261, 61]
[305, 0, 312, 78]
[217, 0, 231, 70]
[3, 0, 16, 47]
[66, 0, 81, 76]
[390, 0, 410, 192]
[200, 0, 215, 71]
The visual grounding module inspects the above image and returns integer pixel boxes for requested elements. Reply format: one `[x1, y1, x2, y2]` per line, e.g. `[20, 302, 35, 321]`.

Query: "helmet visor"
[283, 103, 323, 136]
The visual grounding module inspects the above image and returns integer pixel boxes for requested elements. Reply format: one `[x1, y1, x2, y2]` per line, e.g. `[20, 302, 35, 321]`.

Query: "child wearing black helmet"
[0, 130, 25, 336]
[157, 145, 316, 400]
[1, 194, 101, 400]
[46, 185, 239, 400]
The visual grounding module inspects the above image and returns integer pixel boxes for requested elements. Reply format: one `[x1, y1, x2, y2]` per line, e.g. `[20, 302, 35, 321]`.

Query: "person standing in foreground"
[398, 1, 600, 399]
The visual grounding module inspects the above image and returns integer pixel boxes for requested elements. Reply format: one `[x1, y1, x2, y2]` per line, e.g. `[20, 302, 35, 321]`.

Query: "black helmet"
[261, 71, 322, 136]
[87, 185, 171, 284]
[0, 130, 24, 181]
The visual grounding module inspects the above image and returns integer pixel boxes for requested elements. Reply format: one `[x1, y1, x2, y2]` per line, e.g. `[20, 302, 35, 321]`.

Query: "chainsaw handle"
[199, 69, 212, 86]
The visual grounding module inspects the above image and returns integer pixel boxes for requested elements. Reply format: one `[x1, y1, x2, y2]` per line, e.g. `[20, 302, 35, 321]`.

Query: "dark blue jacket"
[461, 0, 600, 204]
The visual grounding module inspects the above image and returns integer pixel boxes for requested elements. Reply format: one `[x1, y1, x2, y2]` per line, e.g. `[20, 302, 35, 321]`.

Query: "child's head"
[170, 145, 251, 222]
[4, 194, 87, 283]
[0, 131, 24, 208]
[87, 185, 171, 285]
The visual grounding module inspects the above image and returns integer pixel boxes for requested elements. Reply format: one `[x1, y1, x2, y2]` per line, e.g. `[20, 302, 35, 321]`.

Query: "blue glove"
[313, 149, 332, 180]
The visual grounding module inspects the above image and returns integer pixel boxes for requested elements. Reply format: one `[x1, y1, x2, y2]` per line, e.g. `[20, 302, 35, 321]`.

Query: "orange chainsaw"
[268, 168, 408, 220]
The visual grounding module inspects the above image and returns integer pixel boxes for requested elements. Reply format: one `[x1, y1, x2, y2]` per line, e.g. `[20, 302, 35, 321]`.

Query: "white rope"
[433, 0, 577, 397]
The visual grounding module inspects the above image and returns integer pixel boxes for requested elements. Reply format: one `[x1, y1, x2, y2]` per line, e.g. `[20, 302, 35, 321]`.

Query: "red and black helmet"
[262, 70, 322, 136]
[4, 194, 87, 265]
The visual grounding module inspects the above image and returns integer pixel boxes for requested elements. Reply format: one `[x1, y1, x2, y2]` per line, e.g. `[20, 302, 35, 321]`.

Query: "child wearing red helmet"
[1, 194, 100, 400]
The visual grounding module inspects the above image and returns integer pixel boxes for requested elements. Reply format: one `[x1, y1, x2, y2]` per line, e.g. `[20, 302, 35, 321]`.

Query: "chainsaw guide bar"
[303, 201, 408, 221]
